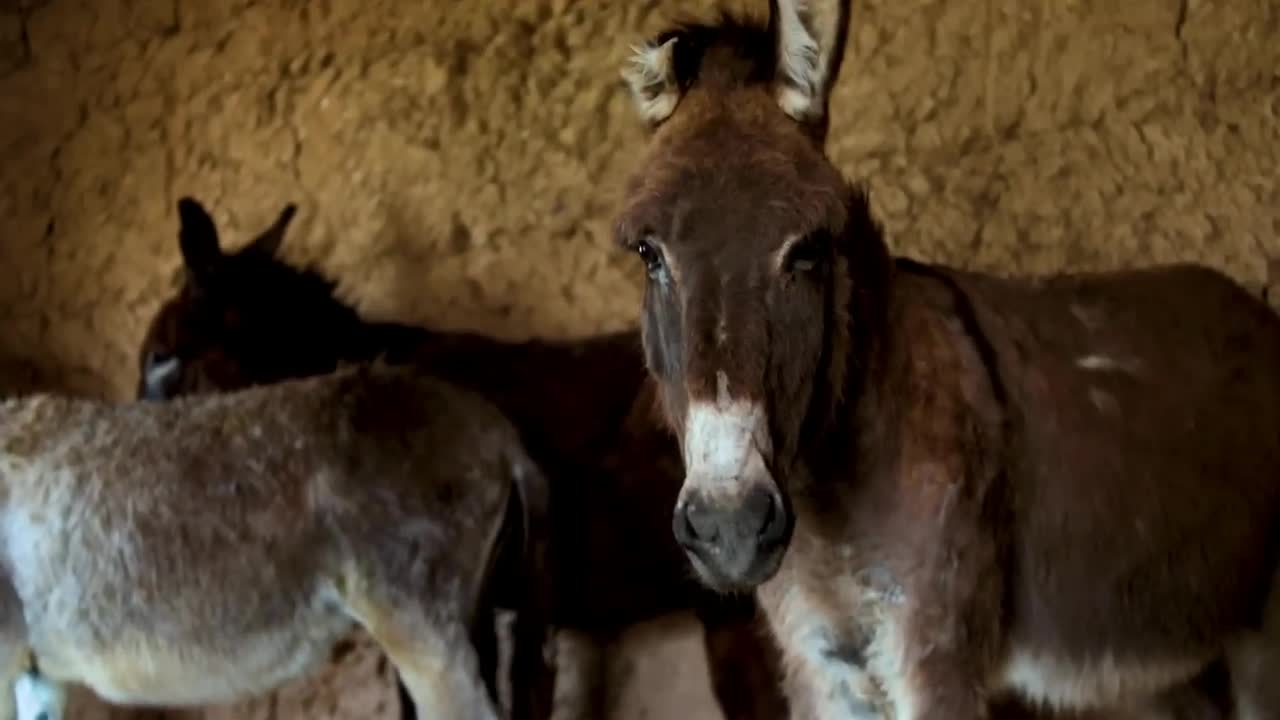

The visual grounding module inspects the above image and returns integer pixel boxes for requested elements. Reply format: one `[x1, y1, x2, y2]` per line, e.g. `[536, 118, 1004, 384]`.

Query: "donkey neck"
[801, 260, 1004, 528]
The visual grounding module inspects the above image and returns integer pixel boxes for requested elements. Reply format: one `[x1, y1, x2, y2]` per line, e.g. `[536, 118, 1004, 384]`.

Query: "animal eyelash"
[782, 231, 829, 273]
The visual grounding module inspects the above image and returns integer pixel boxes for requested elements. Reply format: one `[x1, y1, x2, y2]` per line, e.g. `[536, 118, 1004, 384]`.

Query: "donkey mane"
[638, 12, 777, 90]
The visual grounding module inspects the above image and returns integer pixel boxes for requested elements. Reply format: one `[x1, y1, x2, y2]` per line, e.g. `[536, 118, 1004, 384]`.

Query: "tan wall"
[1, 0, 1278, 717]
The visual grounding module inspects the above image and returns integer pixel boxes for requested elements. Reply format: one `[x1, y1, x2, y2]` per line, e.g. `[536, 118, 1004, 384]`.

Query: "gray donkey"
[0, 362, 550, 720]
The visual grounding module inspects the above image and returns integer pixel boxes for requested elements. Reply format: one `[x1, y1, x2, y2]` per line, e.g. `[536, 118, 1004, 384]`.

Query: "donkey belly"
[994, 645, 1210, 710]
[4, 511, 358, 705]
[34, 602, 357, 706]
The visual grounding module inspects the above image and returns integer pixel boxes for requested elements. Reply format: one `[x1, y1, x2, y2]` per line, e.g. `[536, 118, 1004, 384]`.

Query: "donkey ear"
[622, 36, 682, 127]
[770, 0, 852, 128]
[244, 203, 298, 257]
[176, 196, 223, 282]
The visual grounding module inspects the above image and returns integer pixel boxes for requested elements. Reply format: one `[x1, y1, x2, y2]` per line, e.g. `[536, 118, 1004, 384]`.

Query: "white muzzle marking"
[682, 372, 772, 501]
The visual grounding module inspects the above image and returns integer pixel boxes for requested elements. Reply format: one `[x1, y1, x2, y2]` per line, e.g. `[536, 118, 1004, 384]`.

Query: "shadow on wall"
[0, 3, 33, 79]
[0, 349, 112, 400]
[370, 199, 535, 338]
[1, 0, 659, 402]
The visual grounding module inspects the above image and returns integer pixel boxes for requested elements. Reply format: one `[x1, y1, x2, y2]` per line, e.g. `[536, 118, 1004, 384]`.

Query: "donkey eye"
[635, 237, 664, 275]
[782, 232, 829, 274]
[146, 349, 175, 369]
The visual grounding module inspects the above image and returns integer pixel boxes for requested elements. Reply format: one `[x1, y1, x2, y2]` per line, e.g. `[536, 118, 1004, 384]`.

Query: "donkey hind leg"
[0, 583, 31, 720]
[506, 606, 555, 720]
[13, 670, 65, 720]
[0, 647, 26, 720]
[467, 516, 508, 718]
[470, 608, 500, 713]
[1225, 571, 1280, 720]
[396, 678, 416, 720]
[357, 604, 499, 720]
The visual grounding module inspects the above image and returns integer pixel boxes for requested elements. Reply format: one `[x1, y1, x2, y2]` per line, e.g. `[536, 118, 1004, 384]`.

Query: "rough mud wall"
[0, 0, 1278, 718]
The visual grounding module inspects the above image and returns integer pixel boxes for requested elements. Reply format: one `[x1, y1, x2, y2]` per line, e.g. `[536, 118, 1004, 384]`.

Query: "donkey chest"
[762, 559, 906, 719]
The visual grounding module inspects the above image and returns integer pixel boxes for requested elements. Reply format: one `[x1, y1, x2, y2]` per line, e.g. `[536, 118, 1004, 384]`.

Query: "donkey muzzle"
[673, 480, 792, 589]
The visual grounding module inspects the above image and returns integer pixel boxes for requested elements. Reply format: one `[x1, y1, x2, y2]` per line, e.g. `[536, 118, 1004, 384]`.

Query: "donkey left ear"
[244, 203, 298, 257]
[770, 0, 852, 128]
[622, 36, 682, 127]
[177, 197, 224, 285]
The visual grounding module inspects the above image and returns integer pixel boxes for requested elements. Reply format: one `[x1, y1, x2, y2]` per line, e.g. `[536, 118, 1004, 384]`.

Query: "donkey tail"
[503, 452, 556, 720]
[1264, 256, 1280, 310]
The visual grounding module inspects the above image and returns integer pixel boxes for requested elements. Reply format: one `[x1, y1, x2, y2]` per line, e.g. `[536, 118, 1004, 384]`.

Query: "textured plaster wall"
[0, 0, 1278, 718]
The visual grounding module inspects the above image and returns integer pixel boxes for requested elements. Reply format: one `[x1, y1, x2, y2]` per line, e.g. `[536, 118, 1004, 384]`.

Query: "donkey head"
[137, 197, 360, 400]
[615, 0, 890, 591]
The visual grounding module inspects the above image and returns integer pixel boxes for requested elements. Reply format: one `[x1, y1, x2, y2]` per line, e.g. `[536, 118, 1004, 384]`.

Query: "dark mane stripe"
[646, 11, 775, 91]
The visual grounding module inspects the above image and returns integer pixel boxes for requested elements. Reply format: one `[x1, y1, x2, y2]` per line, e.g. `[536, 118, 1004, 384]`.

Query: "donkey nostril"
[674, 498, 719, 549]
[673, 502, 696, 547]
[755, 490, 788, 549]
[759, 494, 776, 533]
[686, 500, 720, 544]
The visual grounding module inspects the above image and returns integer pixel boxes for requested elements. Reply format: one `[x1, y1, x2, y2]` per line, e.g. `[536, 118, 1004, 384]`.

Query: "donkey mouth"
[684, 542, 787, 593]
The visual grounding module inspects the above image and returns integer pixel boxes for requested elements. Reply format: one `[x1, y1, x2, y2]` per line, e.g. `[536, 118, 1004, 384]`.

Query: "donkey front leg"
[875, 594, 999, 720]
[889, 642, 988, 720]
[790, 654, 883, 720]
[764, 580, 884, 720]
[775, 612, 884, 718]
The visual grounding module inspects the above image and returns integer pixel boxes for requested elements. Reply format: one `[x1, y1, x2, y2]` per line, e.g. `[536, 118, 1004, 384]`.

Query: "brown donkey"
[0, 363, 551, 720]
[135, 197, 791, 720]
[615, 1, 1280, 718]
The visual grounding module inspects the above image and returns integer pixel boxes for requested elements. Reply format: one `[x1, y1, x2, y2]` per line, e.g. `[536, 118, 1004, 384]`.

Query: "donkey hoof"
[14, 671, 60, 720]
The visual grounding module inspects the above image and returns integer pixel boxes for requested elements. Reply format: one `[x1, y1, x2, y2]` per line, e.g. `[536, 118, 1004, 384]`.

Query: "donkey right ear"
[622, 36, 682, 127]
[176, 197, 223, 284]
[244, 203, 298, 258]
[770, 0, 852, 131]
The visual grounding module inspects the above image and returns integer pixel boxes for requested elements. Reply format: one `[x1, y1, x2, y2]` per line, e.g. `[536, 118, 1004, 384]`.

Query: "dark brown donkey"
[614, 1, 1279, 718]
[135, 197, 791, 719]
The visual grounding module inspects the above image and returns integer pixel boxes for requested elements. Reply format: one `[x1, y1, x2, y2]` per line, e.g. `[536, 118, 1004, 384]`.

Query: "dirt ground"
[1, 0, 1278, 717]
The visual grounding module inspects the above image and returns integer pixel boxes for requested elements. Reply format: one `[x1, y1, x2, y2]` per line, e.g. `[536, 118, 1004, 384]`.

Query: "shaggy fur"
[0, 364, 550, 720]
